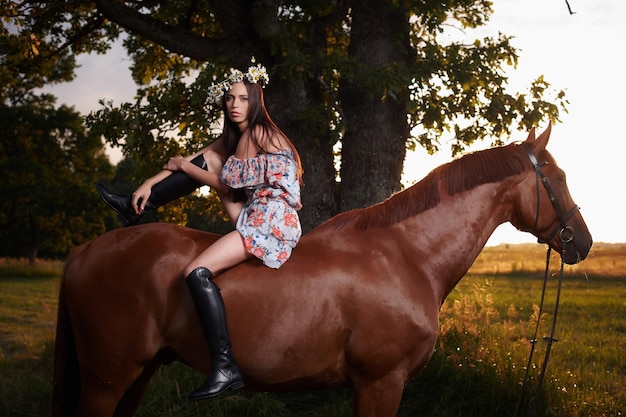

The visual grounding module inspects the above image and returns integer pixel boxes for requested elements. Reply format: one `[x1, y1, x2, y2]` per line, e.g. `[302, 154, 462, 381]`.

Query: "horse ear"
[525, 127, 536, 142]
[535, 121, 552, 151]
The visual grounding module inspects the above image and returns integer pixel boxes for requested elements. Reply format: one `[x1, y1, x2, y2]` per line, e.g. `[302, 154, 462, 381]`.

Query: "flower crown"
[207, 59, 269, 104]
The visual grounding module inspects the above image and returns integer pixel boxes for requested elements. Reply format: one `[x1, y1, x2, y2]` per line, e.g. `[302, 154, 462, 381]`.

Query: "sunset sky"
[42, 0, 625, 245]
[406, 0, 624, 245]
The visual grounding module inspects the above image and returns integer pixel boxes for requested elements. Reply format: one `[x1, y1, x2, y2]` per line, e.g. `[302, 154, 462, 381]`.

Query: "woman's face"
[225, 82, 250, 131]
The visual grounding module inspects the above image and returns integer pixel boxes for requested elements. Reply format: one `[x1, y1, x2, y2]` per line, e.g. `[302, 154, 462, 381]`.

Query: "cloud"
[42, 39, 136, 114]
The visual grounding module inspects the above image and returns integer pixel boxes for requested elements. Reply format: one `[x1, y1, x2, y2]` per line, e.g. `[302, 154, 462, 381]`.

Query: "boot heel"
[229, 380, 245, 391]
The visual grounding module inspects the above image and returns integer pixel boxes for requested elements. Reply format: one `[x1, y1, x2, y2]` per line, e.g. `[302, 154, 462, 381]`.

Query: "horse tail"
[51, 243, 89, 417]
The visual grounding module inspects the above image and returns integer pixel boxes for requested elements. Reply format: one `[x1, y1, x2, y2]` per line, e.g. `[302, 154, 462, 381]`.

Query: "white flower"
[229, 69, 244, 84]
[247, 64, 269, 85]
[207, 59, 269, 105]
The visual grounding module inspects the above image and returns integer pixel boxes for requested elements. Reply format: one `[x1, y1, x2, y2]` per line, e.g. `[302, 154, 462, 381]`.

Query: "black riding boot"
[96, 154, 207, 226]
[185, 267, 244, 401]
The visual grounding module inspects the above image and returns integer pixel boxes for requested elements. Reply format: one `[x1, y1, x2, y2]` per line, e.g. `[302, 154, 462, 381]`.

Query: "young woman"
[96, 62, 304, 400]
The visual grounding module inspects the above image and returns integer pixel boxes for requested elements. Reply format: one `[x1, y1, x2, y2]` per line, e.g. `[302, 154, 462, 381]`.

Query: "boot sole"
[188, 380, 245, 401]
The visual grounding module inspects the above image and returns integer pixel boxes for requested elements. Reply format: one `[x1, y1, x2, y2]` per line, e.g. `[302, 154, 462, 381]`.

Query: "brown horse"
[52, 124, 592, 417]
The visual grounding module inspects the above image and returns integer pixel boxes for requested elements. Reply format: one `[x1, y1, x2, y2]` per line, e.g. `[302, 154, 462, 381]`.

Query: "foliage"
[0, 95, 115, 261]
[1, 0, 569, 233]
[0, 1, 118, 104]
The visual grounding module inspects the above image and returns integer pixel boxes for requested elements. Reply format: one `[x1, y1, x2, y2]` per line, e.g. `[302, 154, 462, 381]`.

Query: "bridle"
[513, 145, 581, 417]
[522, 144, 580, 244]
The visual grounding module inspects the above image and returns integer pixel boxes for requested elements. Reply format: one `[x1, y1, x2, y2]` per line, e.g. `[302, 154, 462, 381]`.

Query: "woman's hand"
[129, 156, 188, 214]
[132, 182, 153, 214]
[163, 156, 187, 172]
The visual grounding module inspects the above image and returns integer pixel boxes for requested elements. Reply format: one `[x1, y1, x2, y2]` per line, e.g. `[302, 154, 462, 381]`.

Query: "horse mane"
[324, 142, 530, 231]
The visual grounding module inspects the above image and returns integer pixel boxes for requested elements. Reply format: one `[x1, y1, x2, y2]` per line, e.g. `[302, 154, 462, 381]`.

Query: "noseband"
[522, 145, 579, 244]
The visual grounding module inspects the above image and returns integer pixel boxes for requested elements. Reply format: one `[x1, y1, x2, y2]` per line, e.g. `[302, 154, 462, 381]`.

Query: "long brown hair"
[221, 81, 304, 186]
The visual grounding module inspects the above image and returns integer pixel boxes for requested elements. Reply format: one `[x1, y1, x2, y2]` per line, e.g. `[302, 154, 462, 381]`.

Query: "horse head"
[512, 123, 592, 264]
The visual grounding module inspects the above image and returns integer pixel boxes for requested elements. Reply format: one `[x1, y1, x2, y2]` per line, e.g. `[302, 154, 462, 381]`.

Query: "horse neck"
[401, 178, 520, 304]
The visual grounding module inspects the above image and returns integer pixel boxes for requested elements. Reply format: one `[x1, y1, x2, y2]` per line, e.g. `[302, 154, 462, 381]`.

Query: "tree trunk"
[267, 75, 337, 234]
[338, 0, 411, 211]
[26, 246, 38, 267]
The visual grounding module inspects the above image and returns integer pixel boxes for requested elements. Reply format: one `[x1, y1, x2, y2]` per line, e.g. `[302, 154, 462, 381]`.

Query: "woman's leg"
[184, 230, 252, 276]
[184, 229, 251, 400]
[185, 266, 245, 400]
[98, 149, 243, 227]
[97, 154, 209, 226]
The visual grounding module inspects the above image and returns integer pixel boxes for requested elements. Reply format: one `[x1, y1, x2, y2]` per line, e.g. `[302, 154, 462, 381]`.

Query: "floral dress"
[219, 149, 302, 269]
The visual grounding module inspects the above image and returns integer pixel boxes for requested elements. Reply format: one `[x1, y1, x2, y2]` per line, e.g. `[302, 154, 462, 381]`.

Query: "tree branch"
[92, 0, 251, 61]
[51, 15, 105, 57]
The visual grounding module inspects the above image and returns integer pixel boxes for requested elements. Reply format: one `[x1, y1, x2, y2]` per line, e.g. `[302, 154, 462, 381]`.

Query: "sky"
[41, 0, 625, 245]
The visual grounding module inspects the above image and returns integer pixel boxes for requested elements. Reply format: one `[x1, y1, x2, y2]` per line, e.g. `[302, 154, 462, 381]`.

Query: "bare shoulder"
[203, 137, 226, 157]
[253, 125, 288, 153]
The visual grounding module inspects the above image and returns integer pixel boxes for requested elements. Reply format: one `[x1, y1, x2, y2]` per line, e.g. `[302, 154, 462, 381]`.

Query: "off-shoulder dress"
[219, 149, 302, 269]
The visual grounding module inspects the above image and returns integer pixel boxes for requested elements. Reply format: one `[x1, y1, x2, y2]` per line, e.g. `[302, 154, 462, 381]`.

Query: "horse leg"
[73, 364, 149, 417]
[73, 381, 123, 417]
[352, 374, 406, 417]
[113, 360, 162, 417]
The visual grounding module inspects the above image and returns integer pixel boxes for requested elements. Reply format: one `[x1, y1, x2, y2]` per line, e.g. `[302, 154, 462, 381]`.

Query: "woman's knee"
[202, 150, 225, 174]
[183, 264, 201, 278]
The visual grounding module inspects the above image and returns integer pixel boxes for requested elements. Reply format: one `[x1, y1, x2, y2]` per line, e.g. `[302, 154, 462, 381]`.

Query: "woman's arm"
[132, 138, 226, 212]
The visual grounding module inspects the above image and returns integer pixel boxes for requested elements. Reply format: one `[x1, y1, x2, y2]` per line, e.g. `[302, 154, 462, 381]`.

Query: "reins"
[513, 145, 578, 417]
[512, 245, 566, 417]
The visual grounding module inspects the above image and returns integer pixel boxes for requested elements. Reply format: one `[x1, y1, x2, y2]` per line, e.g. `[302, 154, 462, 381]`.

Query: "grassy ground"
[0, 244, 624, 417]
[0, 258, 59, 417]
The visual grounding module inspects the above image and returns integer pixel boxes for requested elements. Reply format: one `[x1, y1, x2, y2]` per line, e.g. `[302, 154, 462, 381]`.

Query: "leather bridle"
[514, 144, 582, 417]
[522, 145, 580, 244]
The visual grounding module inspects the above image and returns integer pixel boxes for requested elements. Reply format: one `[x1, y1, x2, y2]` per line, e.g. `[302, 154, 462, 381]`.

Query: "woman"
[97, 62, 304, 400]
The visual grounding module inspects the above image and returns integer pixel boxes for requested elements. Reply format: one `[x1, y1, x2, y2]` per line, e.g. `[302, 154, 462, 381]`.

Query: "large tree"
[0, 95, 114, 262]
[1, 4, 117, 260]
[2, 0, 567, 232]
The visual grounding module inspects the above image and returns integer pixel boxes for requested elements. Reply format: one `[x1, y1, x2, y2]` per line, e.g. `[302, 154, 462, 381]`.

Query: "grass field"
[0, 243, 624, 417]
